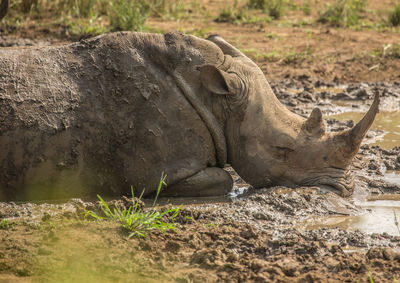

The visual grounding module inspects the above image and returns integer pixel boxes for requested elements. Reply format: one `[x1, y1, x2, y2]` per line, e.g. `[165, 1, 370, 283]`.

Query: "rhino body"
[0, 32, 378, 200]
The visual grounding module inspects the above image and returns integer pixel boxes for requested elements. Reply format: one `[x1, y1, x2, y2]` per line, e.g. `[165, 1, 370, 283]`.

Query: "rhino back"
[0, 32, 218, 200]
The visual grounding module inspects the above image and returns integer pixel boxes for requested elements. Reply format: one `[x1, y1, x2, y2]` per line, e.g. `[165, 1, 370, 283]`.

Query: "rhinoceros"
[0, 29, 378, 200]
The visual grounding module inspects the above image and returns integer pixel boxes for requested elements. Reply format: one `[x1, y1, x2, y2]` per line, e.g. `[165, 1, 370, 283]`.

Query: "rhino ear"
[199, 65, 237, 95]
[303, 107, 326, 135]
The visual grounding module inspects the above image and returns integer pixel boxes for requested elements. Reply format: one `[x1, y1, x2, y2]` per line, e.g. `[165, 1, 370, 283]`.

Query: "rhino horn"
[347, 91, 380, 149]
[303, 107, 325, 135]
[334, 91, 380, 159]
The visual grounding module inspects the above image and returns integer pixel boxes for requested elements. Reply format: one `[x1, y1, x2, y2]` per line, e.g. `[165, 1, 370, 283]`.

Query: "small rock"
[251, 258, 268, 271]
[274, 258, 299, 277]
[382, 248, 394, 261]
[325, 257, 340, 270]
[252, 212, 272, 221]
[333, 92, 352, 100]
[240, 225, 258, 240]
[368, 160, 379, 170]
[366, 247, 382, 259]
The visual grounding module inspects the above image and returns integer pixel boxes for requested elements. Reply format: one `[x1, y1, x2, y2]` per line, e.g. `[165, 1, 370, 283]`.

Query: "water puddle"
[382, 170, 400, 185]
[300, 196, 400, 236]
[327, 111, 400, 149]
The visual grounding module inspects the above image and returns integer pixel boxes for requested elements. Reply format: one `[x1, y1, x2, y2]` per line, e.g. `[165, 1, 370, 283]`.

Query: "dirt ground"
[1, 0, 400, 282]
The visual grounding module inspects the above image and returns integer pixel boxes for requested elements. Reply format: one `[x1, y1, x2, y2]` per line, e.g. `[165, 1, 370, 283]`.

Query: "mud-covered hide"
[0, 32, 227, 200]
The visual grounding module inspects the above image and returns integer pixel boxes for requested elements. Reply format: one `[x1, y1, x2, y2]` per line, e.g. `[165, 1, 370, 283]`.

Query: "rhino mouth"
[301, 169, 354, 197]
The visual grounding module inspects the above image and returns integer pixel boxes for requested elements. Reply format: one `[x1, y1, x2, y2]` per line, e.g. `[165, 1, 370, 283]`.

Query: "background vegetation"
[2, 0, 400, 39]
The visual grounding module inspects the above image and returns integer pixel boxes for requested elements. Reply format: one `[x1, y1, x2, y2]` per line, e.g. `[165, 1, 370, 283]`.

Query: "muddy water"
[328, 111, 400, 149]
[302, 193, 400, 236]
[382, 170, 400, 184]
[302, 170, 400, 236]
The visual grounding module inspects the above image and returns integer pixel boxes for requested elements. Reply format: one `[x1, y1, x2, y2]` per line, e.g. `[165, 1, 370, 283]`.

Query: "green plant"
[74, 0, 97, 17]
[216, 2, 267, 25]
[0, 219, 14, 229]
[20, 0, 38, 13]
[40, 221, 57, 232]
[368, 269, 374, 283]
[6, 0, 201, 34]
[389, 3, 400, 26]
[317, 0, 366, 27]
[42, 0, 98, 18]
[248, 0, 286, 19]
[215, 4, 248, 24]
[302, 1, 311, 16]
[283, 48, 313, 64]
[146, 0, 201, 20]
[262, 51, 280, 62]
[248, 0, 266, 9]
[68, 11, 106, 37]
[86, 173, 181, 238]
[366, 43, 400, 63]
[108, 0, 150, 31]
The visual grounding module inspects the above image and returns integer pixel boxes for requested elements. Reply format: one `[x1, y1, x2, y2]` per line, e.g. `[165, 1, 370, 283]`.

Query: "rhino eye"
[323, 156, 328, 161]
[276, 146, 294, 153]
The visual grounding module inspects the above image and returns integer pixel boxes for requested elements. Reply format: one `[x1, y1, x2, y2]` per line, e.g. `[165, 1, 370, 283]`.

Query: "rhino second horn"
[304, 107, 325, 135]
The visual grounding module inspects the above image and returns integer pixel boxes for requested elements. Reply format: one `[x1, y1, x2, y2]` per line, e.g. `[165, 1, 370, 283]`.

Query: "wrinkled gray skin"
[0, 32, 378, 201]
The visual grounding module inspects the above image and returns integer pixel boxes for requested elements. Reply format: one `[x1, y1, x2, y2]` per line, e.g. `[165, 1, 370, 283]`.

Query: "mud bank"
[1, 184, 400, 282]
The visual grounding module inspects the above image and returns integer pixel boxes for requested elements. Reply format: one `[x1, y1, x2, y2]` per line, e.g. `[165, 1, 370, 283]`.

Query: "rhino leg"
[162, 167, 232, 197]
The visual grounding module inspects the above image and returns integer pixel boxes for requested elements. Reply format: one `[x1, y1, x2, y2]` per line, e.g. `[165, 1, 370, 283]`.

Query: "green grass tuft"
[317, 0, 366, 27]
[247, 0, 286, 19]
[86, 172, 181, 238]
[389, 3, 400, 27]
[0, 219, 15, 229]
[302, 1, 311, 16]
[215, 4, 249, 24]
[108, 0, 150, 31]
[5, 0, 198, 37]
[368, 270, 374, 283]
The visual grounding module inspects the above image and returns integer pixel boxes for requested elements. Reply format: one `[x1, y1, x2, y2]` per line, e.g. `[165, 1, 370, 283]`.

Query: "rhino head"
[198, 35, 379, 197]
